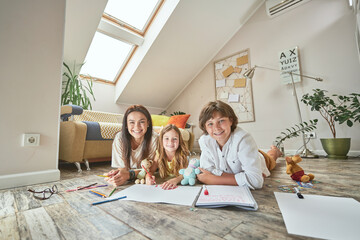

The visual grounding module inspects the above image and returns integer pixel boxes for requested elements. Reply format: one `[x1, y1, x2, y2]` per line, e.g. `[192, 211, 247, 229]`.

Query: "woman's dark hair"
[120, 105, 153, 169]
[198, 100, 238, 134]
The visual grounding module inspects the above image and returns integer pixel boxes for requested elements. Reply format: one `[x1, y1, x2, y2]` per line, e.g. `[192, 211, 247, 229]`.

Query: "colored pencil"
[141, 165, 152, 177]
[89, 190, 107, 198]
[77, 183, 97, 190]
[92, 196, 127, 205]
[108, 187, 116, 197]
[65, 184, 108, 192]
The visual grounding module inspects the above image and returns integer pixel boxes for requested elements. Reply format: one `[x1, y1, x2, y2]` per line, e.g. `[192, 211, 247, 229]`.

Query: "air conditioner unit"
[265, 0, 311, 18]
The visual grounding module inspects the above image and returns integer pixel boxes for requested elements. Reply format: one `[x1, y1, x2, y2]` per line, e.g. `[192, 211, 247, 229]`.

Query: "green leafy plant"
[301, 89, 360, 138]
[170, 111, 186, 116]
[274, 119, 318, 148]
[61, 62, 95, 110]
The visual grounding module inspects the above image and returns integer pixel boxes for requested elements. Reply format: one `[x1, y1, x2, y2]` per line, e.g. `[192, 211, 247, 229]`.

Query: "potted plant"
[274, 119, 318, 156]
[301, 89, 360, 159]
[61, 62, 95, 110]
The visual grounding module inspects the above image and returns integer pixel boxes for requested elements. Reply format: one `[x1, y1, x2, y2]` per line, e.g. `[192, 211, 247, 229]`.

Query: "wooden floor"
[1, 157, 360, 240]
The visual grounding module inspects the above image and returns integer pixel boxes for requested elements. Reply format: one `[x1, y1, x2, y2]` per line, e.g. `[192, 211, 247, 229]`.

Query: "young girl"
[197, 100, 282, 189]
[149, 124, 189, 190]
[105, 105, 158, 186]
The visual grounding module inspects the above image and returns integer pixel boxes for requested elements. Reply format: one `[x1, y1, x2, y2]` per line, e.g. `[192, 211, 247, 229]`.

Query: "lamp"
[244, 65, 323, 158]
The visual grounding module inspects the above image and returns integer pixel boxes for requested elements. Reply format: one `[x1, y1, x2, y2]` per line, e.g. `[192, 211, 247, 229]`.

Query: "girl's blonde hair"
[157, 124, 189, 178]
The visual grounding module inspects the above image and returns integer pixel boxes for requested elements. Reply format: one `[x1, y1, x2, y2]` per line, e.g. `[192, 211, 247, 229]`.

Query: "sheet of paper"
[215, 63, 223, 70]
[216, 79, 226, 88]
[234, 78, 246, 88]
[222, 66, 234, 77]
[275, 192, 360, 240]
[111, 185, 202, 206]
[236, 55, 248, 66]
[234, 67, 242, 73]
[219, 91, 228, 99]
[228, 94, 239, 103]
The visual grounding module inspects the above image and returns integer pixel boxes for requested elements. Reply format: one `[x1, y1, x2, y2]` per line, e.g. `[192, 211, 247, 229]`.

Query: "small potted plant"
[274, 119, 318, 156]
[301, 89, 360, 159]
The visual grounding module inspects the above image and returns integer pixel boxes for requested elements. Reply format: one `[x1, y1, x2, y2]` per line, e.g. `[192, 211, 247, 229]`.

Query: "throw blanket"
[75, 110, 123, 140]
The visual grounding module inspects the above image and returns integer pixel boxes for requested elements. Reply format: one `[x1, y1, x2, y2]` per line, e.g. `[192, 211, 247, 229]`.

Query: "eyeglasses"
[27, 185, 59, 200]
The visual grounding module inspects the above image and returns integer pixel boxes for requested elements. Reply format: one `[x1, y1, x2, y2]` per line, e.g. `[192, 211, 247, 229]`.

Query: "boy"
[197, 100, 281, 189]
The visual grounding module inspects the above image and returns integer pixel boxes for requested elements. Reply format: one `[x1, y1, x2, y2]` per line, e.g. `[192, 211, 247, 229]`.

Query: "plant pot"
[320, 138, 351, 159]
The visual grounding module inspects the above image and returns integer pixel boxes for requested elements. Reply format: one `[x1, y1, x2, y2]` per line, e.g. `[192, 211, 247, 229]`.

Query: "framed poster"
[214, 49, 255, 123]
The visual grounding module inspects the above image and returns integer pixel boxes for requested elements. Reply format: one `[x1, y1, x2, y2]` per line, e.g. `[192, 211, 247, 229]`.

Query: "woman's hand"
[105, 169, 119, 178]
[145, 174, 156, 185]
[105, 168, 130, 186]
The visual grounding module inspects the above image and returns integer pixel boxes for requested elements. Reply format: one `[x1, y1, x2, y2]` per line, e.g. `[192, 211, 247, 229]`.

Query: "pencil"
[77, 183, 97, 190]
[108, 187, 116, 197]
[65, 184, 108, 192]
[97, 175, 108, 177]
[92, 196, 127, 205]
[190, 186, 203, 211]
[141, 165, 152, 177]
[203, 185, 209, 195]
[89, 190, 107, 198]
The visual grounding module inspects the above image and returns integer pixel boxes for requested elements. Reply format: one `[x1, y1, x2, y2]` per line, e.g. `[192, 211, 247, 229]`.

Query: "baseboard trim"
[193, 147, 360, 158]
[0, 169, 60, 190]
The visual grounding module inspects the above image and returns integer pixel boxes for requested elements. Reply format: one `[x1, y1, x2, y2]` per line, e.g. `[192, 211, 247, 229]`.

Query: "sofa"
[59, 105, 194, 172]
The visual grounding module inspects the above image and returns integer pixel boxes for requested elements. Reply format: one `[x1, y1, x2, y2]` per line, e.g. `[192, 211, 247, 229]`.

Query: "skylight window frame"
[83, 0, 164, 85]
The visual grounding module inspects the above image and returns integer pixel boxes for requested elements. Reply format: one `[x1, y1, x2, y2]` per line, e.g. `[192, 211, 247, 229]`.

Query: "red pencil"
[142, 165, 152, 177]
[142, 165, 156, 184]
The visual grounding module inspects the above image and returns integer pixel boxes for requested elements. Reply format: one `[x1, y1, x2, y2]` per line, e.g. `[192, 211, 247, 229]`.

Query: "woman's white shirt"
[199, 127, 269, 189]
[111, 131, 158, 168]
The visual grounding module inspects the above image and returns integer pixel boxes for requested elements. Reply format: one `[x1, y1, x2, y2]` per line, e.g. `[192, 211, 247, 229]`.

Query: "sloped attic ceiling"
[115, 0, 264, 109]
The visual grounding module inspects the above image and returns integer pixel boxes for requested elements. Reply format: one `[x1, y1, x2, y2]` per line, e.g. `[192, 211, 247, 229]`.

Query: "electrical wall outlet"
[23, 134, 40, 146]
[305, 132, 316, 139]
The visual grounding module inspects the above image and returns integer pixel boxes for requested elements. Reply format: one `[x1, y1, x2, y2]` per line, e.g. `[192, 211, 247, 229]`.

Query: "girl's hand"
[105, 168, 129, 186]
[161, 177, 180, 190]
[145, 174, 156, 185]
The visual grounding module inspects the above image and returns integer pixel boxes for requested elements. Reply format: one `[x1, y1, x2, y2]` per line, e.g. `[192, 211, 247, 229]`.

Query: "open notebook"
[196, 185, 258, 210]
[110, 184, 257, 210]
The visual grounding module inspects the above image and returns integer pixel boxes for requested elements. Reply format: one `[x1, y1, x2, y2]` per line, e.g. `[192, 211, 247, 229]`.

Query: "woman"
[105, 105, 158, 186]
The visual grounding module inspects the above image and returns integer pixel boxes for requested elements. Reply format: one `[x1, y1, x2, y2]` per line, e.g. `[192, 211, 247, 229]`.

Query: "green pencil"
[108, 187, 116, 197]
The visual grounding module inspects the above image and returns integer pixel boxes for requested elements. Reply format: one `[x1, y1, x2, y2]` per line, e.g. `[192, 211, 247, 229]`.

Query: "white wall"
[91, 82, 164, 114]
[168, 0, 360, 155]
[0, 0, 66, 189]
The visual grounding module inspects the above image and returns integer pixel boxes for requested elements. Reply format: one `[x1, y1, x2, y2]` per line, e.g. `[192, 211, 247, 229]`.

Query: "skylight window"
[80, 0, 163, 83]
[104, 0, 159, 32]
[80, 32, 133, 81]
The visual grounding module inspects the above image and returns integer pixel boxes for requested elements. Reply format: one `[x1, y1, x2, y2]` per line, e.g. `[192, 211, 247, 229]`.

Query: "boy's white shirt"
[111, 131, 158, 168]
[199, 127, 270, 189]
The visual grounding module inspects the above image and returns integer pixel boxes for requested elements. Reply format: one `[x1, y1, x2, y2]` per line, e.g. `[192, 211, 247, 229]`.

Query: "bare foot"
[270, 145, 283, 158]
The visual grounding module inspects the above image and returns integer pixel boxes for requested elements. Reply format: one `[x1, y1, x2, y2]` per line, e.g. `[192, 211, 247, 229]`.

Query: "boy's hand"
[197, 168, 215, 184]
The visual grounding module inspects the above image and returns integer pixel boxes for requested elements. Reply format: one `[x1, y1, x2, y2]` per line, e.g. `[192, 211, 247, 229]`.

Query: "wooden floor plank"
[16, 211, 32, 240]
[0, 190, 16, 219]
[23, 207, 62, 240]
[60, 190, 134, 239]
[0, 215, 20, 240]
[99, 200, 222, 240]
